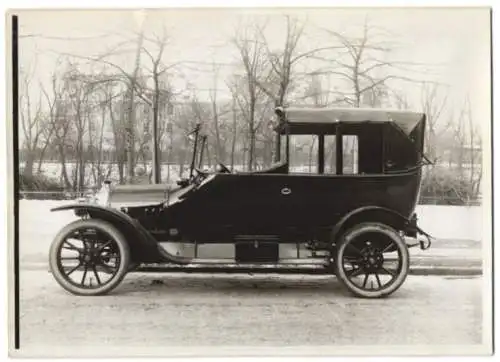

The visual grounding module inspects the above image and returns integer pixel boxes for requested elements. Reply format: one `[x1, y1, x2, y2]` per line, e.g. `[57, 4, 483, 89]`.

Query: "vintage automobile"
[48, 106, 433, 298]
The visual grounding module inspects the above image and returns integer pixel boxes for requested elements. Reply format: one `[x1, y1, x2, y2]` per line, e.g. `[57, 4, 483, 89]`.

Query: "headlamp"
[94, 181, 111, 206]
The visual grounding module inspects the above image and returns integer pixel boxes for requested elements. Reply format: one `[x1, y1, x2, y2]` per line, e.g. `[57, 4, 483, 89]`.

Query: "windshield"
[186, 124, 205, 179]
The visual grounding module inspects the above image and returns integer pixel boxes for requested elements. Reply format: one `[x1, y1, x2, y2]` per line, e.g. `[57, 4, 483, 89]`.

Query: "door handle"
[281, 187, 291, 195]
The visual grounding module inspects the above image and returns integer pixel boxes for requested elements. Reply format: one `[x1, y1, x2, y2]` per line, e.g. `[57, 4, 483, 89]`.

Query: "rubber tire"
[49, 219, 131, 296]
[334, 222, 409, 298]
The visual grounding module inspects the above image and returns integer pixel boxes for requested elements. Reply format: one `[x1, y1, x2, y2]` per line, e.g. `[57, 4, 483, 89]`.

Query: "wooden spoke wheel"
[49, 219, 130, 296]
[334, 222, 409, 298]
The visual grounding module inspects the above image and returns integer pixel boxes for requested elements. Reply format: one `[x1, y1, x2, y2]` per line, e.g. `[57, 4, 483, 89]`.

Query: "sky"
[17, 7, 491, 132]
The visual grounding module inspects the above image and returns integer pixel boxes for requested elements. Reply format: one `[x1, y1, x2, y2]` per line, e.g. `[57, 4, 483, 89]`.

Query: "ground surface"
[19, 269, 485, 356]
[15, 200, 489, 356]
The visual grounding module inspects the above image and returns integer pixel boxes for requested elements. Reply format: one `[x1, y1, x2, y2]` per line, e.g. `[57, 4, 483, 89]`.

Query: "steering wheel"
[189, 167, 208, 184]
[216, 162, 231, 174]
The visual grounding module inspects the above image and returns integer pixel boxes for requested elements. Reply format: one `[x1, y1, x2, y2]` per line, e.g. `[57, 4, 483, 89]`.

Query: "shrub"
[19, 171, 65, 200]
[419, 166, 480, 205]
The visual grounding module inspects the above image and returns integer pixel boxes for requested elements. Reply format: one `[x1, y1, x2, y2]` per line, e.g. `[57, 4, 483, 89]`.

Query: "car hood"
[106, 174, 216, 208]
[108, 183, 182, 208]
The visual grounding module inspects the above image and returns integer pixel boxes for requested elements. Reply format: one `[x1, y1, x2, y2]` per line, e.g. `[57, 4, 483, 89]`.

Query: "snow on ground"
[19, 200, 80, 265]
[22, 162, 249, 185]
[415, 205, 483, 241]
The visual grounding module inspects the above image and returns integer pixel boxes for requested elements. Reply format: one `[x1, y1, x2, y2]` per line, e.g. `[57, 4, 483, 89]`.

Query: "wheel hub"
[361, 247, 384, 271]
[80, 245, 109, 266]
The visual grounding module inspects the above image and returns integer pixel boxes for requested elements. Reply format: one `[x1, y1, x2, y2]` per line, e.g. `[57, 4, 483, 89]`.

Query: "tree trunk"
[37, 135, 52, 174]
[117, 156, 125, 184]
[57, 143, 71, 189]
[248, 128, 256, 172]
[230, 99, 238, 171]
[78, 151, 86, 192]
[96, 104, 107, 187]
[152, 75, 161, 184]
[179, 138, 189, 178]
[167, 123, 174, 183]
[230, 135, 237, 172]
[212, 102, 224, 163]
[23, 152, 35, 178]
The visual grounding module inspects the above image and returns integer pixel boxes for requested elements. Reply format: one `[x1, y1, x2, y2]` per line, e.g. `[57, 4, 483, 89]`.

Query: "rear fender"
[331, 206, 411, 244]
[51, 204, 188, 264]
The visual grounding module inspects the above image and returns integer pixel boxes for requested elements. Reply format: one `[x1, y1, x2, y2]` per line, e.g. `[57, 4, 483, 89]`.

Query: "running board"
[158, 242, 327, 261]
[186, 258, 328, 265]
[136, 262, 330, 274]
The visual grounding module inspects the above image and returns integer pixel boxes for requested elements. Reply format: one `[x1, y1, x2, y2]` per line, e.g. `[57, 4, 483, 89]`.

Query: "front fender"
[51, 203, 145, 226]
[331, 206, 412, 243]
[51, 204, 189, 264]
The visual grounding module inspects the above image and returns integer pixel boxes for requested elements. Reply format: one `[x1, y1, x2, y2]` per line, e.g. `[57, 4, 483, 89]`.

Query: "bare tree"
[88, 79, 122, 187]
[229, 95, 239, 171]
[109, 85, 128, 184]
[89, 90, 109, 187]
[232, 23, 270, 171]
[451, 97, 482, 202]
[208, 63, 225, 164]
[59, 26, 179, 184]
[467, 109, 482, 200]
[314, 19, 428, 108]
[62, 64, 97, 192]
[19, 66, 45, 178]
[255, 15, 304, 107]
[124, 30, 144, 183]
[40, 64, 76, 189]
[420, 83, 452, 162]
[256, 15, 342, 107]
[139, 28, 176, 182]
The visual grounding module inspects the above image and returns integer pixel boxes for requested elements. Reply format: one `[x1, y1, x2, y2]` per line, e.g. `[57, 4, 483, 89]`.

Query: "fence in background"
[18, 190, 483, 206]
[418, 196, 482, 206]
[19, 190, 91, 200]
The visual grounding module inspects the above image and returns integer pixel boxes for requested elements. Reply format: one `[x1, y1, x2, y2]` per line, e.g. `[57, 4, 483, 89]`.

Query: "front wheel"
[334, 222, 409, 298]
[49, 219, 130, 296]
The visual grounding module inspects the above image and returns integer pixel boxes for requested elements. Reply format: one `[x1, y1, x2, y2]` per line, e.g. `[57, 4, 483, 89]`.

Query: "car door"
[187, 173, 288, 234]
[273, 174, 333, 229]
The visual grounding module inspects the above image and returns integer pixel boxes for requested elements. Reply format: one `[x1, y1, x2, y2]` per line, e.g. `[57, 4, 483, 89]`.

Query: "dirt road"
[17, 269, 486, 357]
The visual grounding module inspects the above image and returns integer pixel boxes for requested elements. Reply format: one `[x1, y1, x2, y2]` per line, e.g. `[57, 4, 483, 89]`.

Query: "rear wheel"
[49, 219, 130, 296]
[334, 222, 409, 298]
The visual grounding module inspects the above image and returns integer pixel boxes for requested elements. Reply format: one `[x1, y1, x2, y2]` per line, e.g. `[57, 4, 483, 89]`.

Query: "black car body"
[49, 106, 432, 298]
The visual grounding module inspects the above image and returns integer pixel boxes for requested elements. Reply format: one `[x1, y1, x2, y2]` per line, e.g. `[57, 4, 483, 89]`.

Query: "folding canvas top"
[276, 106, 426, 135]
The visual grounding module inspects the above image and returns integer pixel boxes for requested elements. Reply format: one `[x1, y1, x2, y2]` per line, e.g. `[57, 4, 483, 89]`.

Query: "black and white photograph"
[6, 5, 493, 357]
